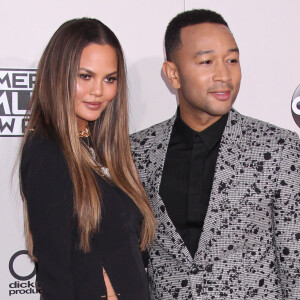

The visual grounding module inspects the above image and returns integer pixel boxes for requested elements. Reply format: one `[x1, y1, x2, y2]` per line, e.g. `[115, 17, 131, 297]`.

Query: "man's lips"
[83, 102, 102, 110]
[209, 91, 231, 101]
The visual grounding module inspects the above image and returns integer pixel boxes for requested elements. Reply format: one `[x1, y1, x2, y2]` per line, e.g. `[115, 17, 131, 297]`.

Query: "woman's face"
[75, 43, 118, 131]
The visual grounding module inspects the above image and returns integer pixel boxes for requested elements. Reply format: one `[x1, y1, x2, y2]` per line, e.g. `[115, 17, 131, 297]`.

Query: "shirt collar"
[174, 107, 228, 150]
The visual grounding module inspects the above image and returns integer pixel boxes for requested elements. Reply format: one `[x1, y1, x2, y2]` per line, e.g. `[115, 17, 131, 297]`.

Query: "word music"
[0, 69, 36, 136]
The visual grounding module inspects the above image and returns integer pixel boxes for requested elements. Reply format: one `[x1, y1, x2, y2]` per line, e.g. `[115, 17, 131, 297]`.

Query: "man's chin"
[208, 105, 232, 117]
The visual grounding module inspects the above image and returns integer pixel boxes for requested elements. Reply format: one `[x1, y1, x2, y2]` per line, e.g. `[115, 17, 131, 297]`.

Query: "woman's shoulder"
[22, 130, 63, 161]
[21, 130, 67, 174]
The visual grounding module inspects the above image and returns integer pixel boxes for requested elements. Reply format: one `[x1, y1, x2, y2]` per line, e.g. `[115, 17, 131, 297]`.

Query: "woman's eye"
[79, 73, 91, 80]
[104, 76, 117, 84]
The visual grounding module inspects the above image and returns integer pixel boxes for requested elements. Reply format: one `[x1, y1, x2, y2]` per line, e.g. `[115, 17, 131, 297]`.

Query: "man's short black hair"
[165, 9, 228, 61]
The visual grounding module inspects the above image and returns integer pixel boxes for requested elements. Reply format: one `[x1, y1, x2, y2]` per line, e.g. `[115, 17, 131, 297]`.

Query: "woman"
[20, 18, 155, 300]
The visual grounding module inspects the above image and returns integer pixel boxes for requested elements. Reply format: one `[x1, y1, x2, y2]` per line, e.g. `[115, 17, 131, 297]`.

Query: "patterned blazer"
[130, 109, 300, 300]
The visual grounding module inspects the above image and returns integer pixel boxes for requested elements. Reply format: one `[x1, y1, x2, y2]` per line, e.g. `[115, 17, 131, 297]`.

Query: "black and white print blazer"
[131, 109, 300, 300]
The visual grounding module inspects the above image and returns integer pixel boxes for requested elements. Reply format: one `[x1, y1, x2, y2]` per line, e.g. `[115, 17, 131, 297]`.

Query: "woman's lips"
[84, 102, 102, 110]
[210, 91, 231, 101]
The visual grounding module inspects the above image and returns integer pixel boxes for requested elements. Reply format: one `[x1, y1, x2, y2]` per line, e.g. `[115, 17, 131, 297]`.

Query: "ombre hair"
[20, 18, 155, 254]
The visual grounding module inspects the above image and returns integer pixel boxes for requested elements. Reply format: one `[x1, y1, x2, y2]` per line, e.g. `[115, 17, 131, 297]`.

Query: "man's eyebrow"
[194, 50, 214, 57]
[194, 47, 239, 57]
[228, 48, 239, 53]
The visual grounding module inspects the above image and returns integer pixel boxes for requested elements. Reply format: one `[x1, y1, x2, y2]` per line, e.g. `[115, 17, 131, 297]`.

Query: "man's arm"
[273, 131, 300, 299]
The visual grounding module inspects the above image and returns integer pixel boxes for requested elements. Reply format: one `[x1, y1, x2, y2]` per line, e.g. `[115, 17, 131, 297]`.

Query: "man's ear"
[162, 61, 180, 89]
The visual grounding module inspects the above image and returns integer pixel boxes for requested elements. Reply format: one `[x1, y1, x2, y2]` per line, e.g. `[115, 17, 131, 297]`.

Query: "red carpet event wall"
[0, 0, 299, 298]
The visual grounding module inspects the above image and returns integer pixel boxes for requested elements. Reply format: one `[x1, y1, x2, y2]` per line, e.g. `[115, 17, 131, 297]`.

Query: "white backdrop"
[0, 0, 299, 298]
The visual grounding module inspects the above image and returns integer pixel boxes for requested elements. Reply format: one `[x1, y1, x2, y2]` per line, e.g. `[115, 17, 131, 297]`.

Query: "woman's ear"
[162, 61, 180, 89]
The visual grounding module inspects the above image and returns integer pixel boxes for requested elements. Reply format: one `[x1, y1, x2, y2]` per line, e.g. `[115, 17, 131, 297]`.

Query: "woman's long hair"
[20, 18, 155, 254]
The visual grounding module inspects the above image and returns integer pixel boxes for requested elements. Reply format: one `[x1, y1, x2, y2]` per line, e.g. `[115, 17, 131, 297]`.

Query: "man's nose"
[212, 62, 231, 82]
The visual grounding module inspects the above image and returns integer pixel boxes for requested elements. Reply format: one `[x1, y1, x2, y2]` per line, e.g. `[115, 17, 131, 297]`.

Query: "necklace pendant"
[100, 166, 111, 178]
[88, 147, 110, 178]
[88, 147, 97, 161]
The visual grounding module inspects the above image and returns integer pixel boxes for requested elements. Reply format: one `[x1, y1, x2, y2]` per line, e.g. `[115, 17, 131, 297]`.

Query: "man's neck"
[180, 107, 222, 132]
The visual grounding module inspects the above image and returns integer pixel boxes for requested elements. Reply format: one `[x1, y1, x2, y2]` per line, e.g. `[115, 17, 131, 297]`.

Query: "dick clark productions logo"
[0, 69, 36, 137]
[292, 84, 300, 128]
[8, 250, 41, 296]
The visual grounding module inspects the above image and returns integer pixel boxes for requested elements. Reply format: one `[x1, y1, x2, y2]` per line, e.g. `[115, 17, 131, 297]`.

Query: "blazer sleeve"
[21, 136, 75, 300]
[273, 131, 300, 299]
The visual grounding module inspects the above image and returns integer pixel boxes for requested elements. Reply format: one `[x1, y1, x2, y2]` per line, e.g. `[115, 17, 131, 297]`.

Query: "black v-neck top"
[21, 132, 150, 300]
[159, 110, 228, 257]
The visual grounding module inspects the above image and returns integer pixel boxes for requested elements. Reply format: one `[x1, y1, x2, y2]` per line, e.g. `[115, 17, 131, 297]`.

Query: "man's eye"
[228, 59, 239, 64]
[200, 60, 212, 65]
[105, 76, 117, 84]
[79, 74, 91, 80]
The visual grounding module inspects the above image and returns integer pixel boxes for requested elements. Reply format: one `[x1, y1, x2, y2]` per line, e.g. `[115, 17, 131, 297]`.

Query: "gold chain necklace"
[78, 127, 90, 138]
[78, 127, 111, 178]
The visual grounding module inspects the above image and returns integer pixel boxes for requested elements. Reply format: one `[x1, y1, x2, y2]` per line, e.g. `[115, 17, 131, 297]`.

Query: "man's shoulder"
[231, 110, 299, 142]
[130, 116, 175, 148]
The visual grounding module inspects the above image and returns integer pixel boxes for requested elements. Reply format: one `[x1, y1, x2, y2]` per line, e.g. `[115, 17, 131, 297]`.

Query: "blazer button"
[191, 266, 199, 275]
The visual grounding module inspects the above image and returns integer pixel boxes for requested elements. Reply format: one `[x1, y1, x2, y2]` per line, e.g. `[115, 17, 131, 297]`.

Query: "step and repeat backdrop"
[0, 0, 299, 298]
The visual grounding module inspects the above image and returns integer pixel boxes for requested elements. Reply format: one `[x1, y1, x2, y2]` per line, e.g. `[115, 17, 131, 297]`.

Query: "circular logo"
[291, 84, 300, 128]
[9, 250, 36, 281]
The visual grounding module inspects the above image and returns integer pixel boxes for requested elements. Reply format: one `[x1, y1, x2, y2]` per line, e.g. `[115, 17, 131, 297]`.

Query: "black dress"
[21, 133, 150, 300]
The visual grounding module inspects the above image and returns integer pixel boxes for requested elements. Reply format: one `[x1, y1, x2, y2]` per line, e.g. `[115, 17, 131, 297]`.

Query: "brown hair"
[20, 18, 155, 254]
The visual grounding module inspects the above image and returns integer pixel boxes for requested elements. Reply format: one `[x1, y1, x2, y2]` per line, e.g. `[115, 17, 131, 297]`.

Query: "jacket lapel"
[147, 109, 249, 265]
[146, 114, 193, 263]
[194, 109, 247, 261]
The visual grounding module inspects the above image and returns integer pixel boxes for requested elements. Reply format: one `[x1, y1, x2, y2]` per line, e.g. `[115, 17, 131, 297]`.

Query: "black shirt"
[159, 110, 228, 258]
[21, 132, 150, 300]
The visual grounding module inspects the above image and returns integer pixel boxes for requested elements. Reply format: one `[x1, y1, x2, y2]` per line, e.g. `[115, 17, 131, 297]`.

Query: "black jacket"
[21, 133, 150, 300]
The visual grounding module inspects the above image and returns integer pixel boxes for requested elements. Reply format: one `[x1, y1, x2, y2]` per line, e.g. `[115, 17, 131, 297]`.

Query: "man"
[131, 9, 300, 300]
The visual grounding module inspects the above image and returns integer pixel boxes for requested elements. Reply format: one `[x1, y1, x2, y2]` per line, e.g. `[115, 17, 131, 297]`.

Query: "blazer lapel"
[147, 114, 193, 263]
[194, 109, 247, 261]
[146, 109, 250, 265]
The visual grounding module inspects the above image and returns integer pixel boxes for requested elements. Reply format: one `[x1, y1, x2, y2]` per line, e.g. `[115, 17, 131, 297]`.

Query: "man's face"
[172, 23, 241, 123]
